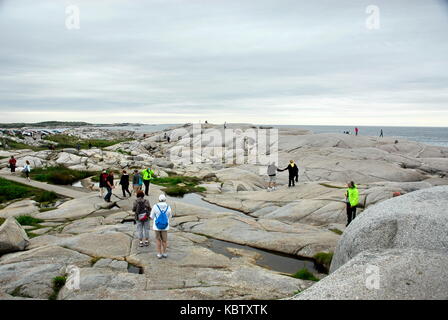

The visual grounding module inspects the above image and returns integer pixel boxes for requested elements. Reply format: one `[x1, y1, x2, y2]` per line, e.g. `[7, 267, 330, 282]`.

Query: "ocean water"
[108, 124, 448, 148]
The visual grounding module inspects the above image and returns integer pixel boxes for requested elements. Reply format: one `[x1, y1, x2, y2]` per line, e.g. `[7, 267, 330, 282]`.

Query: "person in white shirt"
[23, 160, 31, 182]
[150, 194, 172, 259]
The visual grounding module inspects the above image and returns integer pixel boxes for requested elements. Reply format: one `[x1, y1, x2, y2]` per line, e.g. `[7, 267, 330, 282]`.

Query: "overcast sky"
[0, 0, 447, 126]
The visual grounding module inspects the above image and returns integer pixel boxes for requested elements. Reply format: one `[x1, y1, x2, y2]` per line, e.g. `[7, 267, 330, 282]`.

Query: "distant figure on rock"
[380, 129, 384, 138]
[88, 142, 93, 149]
[104, 171, 115, 203]
[150, 194, 172, 259]
[279, 160, 299, 187]
[119, 170, 132, 198]
[167, 135, 171, 143]
[355, 127, 359, 136]
[141, 167, 155, 196]
[267, 162, 281, 192]
[345, 181, 359, 226]
[224, 122, 227, 129]
[133, 190, 151, 247]
[99, 169, 108, 198]
[132, 169, 143, 194]
[76, 143, 81, 152]
[8, 156, 16, 174]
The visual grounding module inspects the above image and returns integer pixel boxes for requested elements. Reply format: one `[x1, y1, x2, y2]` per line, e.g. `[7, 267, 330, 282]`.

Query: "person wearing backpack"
[132, 169, 143, 195]
[345, 181, 359, 226]
[141, 167, 155, 196]
[132, 191, 151, 247]
[150, 193, 172, 259]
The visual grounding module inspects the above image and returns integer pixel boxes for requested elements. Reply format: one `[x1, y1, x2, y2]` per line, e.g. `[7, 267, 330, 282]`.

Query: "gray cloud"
[0, 0, 447, 125]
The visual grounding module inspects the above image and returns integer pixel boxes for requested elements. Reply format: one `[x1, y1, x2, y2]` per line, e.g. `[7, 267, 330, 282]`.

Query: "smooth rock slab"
[294, 249, 448, 300]
[0, 217, 29, 254]
[330, 186, 448, 272]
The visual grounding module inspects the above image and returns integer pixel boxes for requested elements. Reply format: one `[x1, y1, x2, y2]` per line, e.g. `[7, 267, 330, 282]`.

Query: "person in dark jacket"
[119, 170, 132, 197]
[99, 169, 108, 198]
[104, 171, 115, 202]
[280, 160, 299, 187]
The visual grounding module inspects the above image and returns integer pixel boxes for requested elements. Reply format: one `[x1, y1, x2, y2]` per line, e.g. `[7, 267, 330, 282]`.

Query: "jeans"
[104, 186, 112, 202]
[137, 220, 150, 239]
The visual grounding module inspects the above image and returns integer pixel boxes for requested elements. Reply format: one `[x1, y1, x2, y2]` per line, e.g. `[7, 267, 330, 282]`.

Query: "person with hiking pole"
[150, 194, 172, 259]
[345, 181, 359, 226]
[141, 167, 154, 196]
[132, 191, 151, 247]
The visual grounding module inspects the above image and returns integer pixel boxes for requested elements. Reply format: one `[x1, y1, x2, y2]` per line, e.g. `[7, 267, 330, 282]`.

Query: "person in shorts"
[267, 162, 281, 191]
[150, 194, 172, 259]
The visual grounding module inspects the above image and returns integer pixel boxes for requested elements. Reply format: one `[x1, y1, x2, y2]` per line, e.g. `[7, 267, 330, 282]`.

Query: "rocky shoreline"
[1, 123, 447, 299]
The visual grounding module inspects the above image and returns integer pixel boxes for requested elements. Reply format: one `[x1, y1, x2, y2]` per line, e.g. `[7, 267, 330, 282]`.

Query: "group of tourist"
[8, 156, 31, 182]
[97, 167, 172, 259]
[266, 160, 359, 226]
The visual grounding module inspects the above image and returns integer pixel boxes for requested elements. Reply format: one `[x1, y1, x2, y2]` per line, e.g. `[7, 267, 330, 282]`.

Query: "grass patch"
[313, 252, 334, 274]
[152, 175, 206, 197]
[44, 134, 131, 149]
[0, 217, 5, 226]
[116, 149, 132, 156]
[293, 289, 302, 295]
[319, 183, 346, 189]
[0, 177, 60, 204]
[39, 207, 57, 213]
[48, 276, 67, 300]
[330, 228, 343, 235]
[28, 166, 94, 185]
[26, 231, 39, 238]
[292, 268, 319, 282]
[0, 138, 45, 151]
[16, 215, 44, 227]
[90, 257, 101, 266]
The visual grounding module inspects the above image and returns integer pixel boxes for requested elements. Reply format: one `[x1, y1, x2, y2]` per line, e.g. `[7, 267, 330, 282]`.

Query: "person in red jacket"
[8, 156, 17, 173]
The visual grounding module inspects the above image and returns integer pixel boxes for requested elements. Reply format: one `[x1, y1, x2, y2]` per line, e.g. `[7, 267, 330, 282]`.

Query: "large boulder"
[330, 186, 448, 273]
[0, 217, 29, 254]
[294, 248, 448, 300]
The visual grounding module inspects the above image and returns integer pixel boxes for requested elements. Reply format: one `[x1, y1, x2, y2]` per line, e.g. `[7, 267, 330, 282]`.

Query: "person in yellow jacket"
[141, 167, 155, 196]
[345, 181, 359, 226]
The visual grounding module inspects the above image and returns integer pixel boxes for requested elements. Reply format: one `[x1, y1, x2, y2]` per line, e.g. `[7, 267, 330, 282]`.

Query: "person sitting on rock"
[132, 191, 151, 247]
[150, 194, 172, 259]
[279, 160, 299, 187]
[345, 181, 359, 226]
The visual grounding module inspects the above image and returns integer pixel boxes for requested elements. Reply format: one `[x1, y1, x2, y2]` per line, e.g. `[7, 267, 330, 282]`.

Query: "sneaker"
[157, 254, 163, 259]
[139, 241, 144, 247]
[144, 241, 149, 246]
[162, 253, 168, 258]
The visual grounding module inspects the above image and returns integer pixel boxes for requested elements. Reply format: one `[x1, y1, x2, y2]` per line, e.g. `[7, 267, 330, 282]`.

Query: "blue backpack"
[155, 204, 169, 230]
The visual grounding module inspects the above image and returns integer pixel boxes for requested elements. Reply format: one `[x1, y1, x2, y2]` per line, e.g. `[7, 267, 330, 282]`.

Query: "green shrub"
[29, 166, 94, 185]
[152, 175, 206, 197]
[34, 191, 58, 203]
[330, 228, 343, 235]
[0, 217, 5, 226]
[292, 268, 319, 282]
[16, 215, 43, 226]
[48, 276, 66, 300]
[0, 177, 42, 203]
[313, 252, 334, 273]
[44, 134, 131, 149]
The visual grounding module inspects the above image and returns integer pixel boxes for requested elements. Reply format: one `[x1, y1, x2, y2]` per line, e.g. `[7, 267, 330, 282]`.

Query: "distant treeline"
[0, 121, 144, 129]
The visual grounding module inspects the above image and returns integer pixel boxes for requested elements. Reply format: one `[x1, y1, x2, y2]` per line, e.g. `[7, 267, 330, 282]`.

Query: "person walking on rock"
[8, 156, 17, 174]
[104, 171, 115, 202]
[355, 127, 359, 136]
[380, 129, 384, 138]
[99, 169, 108, 198]
[280, 160, 299, 187]
[345, 181, 359, 226]
[22, 160, 31, 182]
[267, 162, 281, 191]
[132, 191, 151, 247]
[150, 194, 172, 259]
[141, 167, 154, 196]
[119, 170, 132, 197]
[132, 169, 143, 195]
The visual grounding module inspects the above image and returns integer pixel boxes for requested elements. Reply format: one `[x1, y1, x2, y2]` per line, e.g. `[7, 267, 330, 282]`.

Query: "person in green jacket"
[141, 167, 155, 196]
[345, 181, 359, 226]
